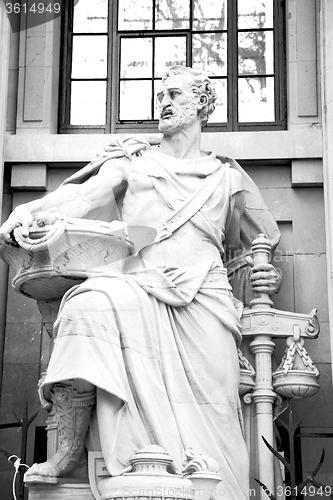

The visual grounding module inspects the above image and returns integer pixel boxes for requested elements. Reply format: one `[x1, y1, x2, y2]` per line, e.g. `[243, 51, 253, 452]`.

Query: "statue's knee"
[61, 289, 112, 317]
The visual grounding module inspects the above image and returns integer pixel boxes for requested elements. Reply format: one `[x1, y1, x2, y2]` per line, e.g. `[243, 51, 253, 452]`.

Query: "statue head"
[160, 66, 217, 129]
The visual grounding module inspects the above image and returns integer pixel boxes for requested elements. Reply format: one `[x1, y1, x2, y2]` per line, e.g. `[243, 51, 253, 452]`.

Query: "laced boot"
[25, 382, 96, 478]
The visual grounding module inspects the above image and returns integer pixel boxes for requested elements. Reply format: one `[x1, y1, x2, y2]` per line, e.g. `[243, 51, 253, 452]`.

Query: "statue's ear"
[199, 94, 208, 107]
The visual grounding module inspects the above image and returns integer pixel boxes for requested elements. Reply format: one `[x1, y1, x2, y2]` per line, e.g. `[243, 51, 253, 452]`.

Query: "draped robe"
[42, 147, 254, 499]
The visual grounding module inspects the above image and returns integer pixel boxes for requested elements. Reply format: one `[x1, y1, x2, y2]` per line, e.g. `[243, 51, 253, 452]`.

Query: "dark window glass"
[59, 0, 286, 133]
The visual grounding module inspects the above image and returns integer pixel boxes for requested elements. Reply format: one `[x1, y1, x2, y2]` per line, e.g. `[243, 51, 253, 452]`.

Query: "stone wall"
[1, 0, 332, 498]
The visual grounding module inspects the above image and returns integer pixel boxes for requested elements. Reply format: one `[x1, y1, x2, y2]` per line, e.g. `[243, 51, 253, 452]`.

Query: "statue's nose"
[160, 93, 172, 107]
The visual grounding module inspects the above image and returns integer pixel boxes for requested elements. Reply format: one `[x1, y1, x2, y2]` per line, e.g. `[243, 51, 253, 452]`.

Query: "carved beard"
[159, 98, 199, 134]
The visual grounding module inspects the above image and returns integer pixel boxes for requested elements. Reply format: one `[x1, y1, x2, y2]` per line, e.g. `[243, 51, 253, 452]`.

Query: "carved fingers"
[250, 263, 282, 295]
[0, 210, 33, 244]
[35, 211, 58, 227]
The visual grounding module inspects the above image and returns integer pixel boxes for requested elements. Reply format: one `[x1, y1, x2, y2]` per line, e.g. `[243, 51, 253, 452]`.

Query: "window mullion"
[274, 0, 286, 124]
[105, 0, 112, 132]
[63, 0, 74, 128]
[152, 36, 156, 120]
[188, 0, 193, 65]
[187, 33, 192, 66]
[153, 0, 156, 30]
[111, 0, 120, 132]
[227, 0, 238, 131]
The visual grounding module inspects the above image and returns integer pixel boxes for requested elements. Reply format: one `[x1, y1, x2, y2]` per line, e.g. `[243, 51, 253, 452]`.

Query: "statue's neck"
[159, 125, 203, 160]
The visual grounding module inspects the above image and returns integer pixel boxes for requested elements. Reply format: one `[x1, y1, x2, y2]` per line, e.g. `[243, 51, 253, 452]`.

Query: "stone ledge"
[25, 480, 94, 500]
[4, 128, 323, 164]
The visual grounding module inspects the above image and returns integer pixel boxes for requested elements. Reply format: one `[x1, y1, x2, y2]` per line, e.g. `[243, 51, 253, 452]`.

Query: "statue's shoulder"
[100, 155, 132, 175]
[215, 154, 238, 167]
[214, 155, 244, 189]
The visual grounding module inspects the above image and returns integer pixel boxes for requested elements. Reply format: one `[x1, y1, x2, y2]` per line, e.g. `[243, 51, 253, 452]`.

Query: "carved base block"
[26, 480, 95, 500]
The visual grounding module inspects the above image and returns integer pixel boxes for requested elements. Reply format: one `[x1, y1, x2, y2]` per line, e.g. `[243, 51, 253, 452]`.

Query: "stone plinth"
[26, 480, 94, 500]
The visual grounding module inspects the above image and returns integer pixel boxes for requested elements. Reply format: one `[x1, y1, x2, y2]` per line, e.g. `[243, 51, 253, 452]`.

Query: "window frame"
[58, 0, 287, 134]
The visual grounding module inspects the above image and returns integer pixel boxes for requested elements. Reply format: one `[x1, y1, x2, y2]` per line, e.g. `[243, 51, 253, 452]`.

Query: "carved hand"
[0, 210, 33, 244]
[246, 257, 282, 296]
[35, 211, 58, 227]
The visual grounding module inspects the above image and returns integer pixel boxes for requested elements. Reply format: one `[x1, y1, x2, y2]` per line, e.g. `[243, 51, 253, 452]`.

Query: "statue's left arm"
[224, 168, 281, 302]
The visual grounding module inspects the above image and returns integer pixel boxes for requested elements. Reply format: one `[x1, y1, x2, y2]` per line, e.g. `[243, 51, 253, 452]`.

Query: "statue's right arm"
[0, 158, 129, 243]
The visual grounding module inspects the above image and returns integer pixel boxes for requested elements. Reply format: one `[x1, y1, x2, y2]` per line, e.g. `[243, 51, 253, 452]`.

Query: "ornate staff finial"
[250, 233, 274, 309]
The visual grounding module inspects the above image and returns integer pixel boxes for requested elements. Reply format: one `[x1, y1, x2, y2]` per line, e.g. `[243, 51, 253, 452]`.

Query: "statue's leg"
[25, 379, 96, 478]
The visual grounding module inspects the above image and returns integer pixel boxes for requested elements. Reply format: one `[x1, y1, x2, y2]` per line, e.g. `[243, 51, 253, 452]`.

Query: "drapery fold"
[43, 261, 248, 499]
[38, 139, 281, 499]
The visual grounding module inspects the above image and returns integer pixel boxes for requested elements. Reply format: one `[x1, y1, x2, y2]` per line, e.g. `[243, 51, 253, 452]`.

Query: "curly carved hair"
[162, 66, 217, 127]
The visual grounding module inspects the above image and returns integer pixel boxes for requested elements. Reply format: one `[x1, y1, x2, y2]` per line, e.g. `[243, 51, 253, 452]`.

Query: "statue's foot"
[24, 461, 60, 484]
[24, 446, 77, 479]
[24, 382, 95, 483]
[25, 461, 61, 479]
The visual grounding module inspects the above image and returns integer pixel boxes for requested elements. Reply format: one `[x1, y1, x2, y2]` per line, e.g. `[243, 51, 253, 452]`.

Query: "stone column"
[248, 236, 276, 498]
[320, 0, 333, 379]
[0, 2, 10, 401]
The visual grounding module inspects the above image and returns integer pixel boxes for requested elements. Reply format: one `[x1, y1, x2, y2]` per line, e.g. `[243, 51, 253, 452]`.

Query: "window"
[59, 0, 286, 133]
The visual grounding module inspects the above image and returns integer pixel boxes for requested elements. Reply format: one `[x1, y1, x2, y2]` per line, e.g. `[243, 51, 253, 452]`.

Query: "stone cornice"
[4, 128, 323, 164]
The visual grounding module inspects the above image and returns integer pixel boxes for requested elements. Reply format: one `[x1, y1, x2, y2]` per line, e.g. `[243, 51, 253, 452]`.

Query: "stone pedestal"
[25, 446, 223, 500]
[26, 480, 94, 500]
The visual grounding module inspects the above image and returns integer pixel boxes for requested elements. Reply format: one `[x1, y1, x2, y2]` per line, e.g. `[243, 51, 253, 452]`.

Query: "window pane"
[61, 0, 285, 131]
[192, 33, 227, 76]
[211, 79, 227, 122]
[120, 81, 152, 120]
[238, 31, 274, 75]
[71, 81, 106, 125]
[72, 36, 107, 79]
[193, 0, 227, 31]
[155, 0, 189, 30]
[73, 0, 108, 33]
[238, 76, 275, 122]
[238, 0, 273, 29]
[118, 0, 152, 30]
[120, 38, 152, 78]
[155, 37, 186, 77]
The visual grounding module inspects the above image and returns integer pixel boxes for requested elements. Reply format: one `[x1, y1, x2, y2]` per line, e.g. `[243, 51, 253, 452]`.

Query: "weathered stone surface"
[4, 129, 324, 164]
[11, 164, 47, 191]
[291, 159, 324, 187]
[26, 482, 95, 500]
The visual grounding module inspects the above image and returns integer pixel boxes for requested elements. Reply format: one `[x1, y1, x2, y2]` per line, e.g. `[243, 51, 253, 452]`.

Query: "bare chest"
[127, 170, 212, 197]
[127, 171, 154, 194]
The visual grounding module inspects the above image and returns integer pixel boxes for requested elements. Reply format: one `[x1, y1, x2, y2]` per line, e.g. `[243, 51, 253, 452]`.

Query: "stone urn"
[182, 449, 222, 500]
[272, 338, 320, 399]
[98, 446, 194, 500]
[238, 349, 256, 396]
[272, 370, 320, 399]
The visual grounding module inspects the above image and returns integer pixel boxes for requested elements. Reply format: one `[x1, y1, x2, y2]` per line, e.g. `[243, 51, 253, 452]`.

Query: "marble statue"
[0, 66, 281, 500]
